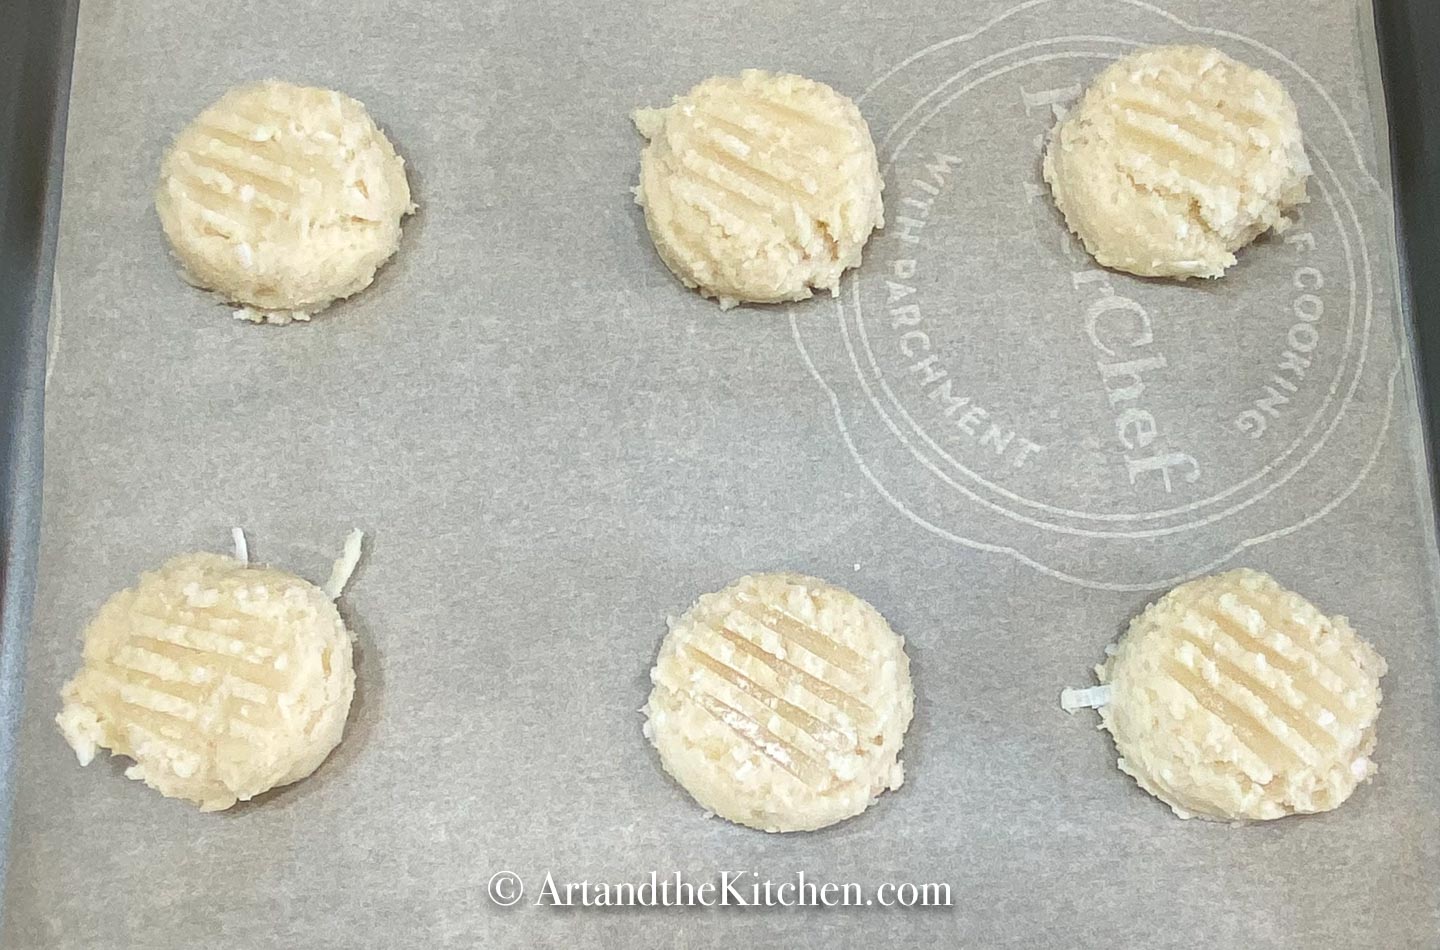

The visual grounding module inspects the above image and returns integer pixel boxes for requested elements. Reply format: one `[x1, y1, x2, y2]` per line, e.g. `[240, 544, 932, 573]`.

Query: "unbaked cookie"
[644, 573, 913, 832]
[1070, 569, 1385, 821]
[156, 81, 414, 324]
[56, 535, 362, 810]
[633, 70, 884, 309]
[1043, 46, 1310, 278]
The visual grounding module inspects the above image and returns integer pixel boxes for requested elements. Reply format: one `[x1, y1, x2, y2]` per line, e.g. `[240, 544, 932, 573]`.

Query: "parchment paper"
[4, 0, 1438, 946]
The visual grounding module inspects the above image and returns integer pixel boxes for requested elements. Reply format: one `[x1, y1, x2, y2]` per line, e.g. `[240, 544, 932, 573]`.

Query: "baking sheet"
[0, 0, 75, 906]
[5, 0, 1439, 946]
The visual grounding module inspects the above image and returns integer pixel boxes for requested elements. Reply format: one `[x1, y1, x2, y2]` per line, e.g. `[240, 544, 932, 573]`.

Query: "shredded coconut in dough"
[1043, 46, 1310, 278]
[56, 544, 359, 810]
[644, 573, 913, 832]
[633, 70, 884, 308]
[1089, 569, 1385, 821]
[156, 81, 415, 321]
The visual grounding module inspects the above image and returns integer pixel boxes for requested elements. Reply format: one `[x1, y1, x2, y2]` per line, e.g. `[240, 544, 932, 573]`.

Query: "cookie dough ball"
[1096, 570, 1385, 821]
[56, 552, 355, 811]
[644, 573, 913, 832]
[1042, 46, 1310, 278]
[156, 81, 414, 323]
[633, 70, 884, 309]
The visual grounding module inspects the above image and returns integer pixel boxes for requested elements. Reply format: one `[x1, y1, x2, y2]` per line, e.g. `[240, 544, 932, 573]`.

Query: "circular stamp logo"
[792, 0, 1400, 590]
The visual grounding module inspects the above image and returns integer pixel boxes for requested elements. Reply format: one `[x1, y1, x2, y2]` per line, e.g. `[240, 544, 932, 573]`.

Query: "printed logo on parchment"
[792, 0, 1399, 590]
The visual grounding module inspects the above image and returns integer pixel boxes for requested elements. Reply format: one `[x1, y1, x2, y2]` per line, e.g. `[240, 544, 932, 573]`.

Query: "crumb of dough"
[644, 573, 913, 832]
[156, 81, 415, 321]
[633, 70, 884, 309]
[1093, 569, 1385, 821]
[56, 549, 357, 810]
[1043, 46, 1310, 279]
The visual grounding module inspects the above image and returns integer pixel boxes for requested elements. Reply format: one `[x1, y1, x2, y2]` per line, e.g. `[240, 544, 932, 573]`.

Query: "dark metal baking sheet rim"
[0, 0, 80, 903]
[0, 0, 1435, 908]
[1373, 0, 1440, 498]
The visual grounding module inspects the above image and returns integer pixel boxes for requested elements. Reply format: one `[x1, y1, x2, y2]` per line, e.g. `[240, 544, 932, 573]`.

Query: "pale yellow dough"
[1043, 46, 1310, 278]
[644, 573, 913, 832]
[56, 552, 355, 811]
[156, 81, 414, 323]
[633, 70, 884, 309]
[1096, 570, 1386, 821]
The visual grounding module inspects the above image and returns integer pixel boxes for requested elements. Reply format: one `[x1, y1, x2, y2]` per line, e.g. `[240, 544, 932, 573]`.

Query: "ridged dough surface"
[644, 573, 913, 832]
[1097, 570, 1385, 821]
[1043, 46, 1310, 278]
[56, 553, 355, 811]
[633, 70, 884, 309]
[156, 81, 414, 323]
